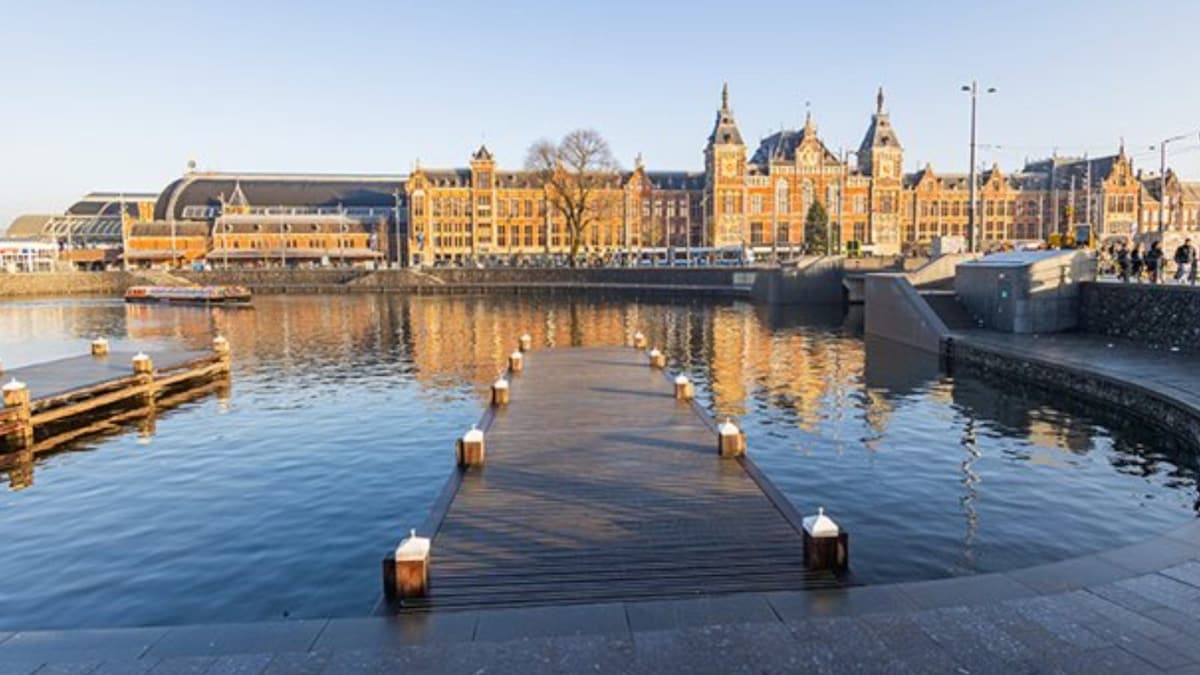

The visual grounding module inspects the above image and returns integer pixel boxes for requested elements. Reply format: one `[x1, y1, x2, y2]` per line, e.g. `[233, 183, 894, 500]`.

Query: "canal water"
[0, 294, 1196, 629]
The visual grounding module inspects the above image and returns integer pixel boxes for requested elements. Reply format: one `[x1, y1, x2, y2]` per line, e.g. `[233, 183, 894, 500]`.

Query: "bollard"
[383, 528, 431, 600]
[674, 374, 694, 401]
[509, 350, 523, 374]
[648, 348, 666, 369]
[717, 418, 746, 458]
[3, 378, 33, 449]
[519, 333, 532, 352]
[132, 352, 155, 408]
[633, 331, 647, 349]
[803, 507, 849, 572]
[90, 338, 109, 357]
[132, 352, 154, 375]
[491, 376, 510, 406]
[456, 424, 486, 467]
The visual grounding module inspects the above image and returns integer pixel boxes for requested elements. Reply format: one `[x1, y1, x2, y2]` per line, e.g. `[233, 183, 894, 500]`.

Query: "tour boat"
[124, 285, 253, 306]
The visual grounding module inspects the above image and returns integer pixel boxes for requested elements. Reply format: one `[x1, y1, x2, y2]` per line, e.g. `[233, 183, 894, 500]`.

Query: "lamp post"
[1150, 133, 1193, 235]
[393, 188, 403, 268]
[961, 81, 996, 253]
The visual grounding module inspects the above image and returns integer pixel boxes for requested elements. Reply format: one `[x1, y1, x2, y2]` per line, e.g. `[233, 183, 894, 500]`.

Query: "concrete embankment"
[2, 259, 852, 304]
[0, 272, 153, 298]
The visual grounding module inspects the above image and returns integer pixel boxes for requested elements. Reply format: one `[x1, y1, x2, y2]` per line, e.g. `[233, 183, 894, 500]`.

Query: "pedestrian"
[1117, 242, 1130, 283]
[1147, 241, 1165, 284]
[1174, 238, 1195, 284]
[1131, 244, 1144, 283]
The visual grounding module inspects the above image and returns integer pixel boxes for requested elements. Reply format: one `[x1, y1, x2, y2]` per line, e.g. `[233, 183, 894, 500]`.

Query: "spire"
[803, 101, 816, 136]
[634, 152, 644, 169]
[708, 82, 744, 146]
[876, 86, 884, 114]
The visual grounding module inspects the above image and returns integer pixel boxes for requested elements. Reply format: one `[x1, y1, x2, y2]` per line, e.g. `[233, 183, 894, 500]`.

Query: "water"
[0, 294, 1196, 630]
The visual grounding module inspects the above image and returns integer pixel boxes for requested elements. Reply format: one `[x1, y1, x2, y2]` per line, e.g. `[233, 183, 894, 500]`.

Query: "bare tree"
[525, 129, 620, 266]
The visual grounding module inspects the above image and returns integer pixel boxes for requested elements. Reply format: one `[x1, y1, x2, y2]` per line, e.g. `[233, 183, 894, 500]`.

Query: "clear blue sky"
[3, 0, 1199, 226]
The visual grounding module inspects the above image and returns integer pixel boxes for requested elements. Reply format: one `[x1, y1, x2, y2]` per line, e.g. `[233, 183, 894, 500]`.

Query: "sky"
[2, 0, 1199, 227]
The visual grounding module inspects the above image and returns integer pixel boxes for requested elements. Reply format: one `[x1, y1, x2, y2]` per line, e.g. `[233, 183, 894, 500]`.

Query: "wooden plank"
[396, 346, 841, 612]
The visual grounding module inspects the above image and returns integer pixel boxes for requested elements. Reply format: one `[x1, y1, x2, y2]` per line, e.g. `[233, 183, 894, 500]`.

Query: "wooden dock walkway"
[1, 342, 230, 459]
[397, 345, 840, 612]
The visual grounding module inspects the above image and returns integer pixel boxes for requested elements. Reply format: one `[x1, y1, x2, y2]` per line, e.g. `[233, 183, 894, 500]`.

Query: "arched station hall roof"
[154, 173, 408, 222]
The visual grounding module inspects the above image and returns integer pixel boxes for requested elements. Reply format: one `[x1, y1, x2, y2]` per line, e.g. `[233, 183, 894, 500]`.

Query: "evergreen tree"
[804, 201, 830, 254]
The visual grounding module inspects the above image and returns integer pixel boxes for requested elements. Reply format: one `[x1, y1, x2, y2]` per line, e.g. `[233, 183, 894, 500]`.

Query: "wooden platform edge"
[375, 364, 514, 615]
[655, 364, 813, 539]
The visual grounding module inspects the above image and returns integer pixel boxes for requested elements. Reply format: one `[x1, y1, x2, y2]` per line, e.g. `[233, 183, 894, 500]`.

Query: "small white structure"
[0, 240, 57, 273]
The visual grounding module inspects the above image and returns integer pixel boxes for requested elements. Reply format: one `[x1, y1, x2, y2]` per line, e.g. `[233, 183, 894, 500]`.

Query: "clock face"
[880, 160, 894, 177]
[721, 157, 738, 178]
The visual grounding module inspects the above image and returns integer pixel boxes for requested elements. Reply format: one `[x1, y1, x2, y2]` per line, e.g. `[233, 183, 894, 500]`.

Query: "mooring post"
[212, 335, 231, 368]
[509, 350, 523, 374]
[383, 528, 431, 600]
[717, 418, 746, 458]
[2, 378, 33, 449]
[491, 376, 510, 406]
[90, 338, 109, 357]
[456, 424, 486, 467]
[674, 374, 694, 401]
[519, 333, 532, 352]
[633, 331, 647, 349]
[648, 348, 666, 369]
[803, 507, 849, 572]
[132, 352, 155, 407]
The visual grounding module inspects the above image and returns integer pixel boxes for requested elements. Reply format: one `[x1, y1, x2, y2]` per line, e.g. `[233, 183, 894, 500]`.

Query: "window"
[750, 194, 763, 215]
[775, 180, 789, 214]
[750, 222, 764, 245]
[853, 195, 865, 213]
[801, 179, 814, 216]
[524, 200, 533, 218]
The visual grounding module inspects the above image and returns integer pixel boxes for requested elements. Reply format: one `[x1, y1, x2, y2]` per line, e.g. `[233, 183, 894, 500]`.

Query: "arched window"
[802, 179, 814, 216]
[775, 179, 789, 214]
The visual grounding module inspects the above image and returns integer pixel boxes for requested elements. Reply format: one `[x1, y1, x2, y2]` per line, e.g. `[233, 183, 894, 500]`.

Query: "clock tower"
[857, 87, 904, 254]
[704, 83, 747, 248]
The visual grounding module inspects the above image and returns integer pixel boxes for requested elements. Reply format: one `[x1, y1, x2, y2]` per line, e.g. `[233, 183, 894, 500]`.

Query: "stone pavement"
[3, 529, 1200, 675]
[952, 329, 1200, 413]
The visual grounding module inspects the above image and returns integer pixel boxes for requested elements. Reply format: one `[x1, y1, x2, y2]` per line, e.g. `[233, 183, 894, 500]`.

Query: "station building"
[133, 172, 405, 268]
[8, 84, 1200, 267]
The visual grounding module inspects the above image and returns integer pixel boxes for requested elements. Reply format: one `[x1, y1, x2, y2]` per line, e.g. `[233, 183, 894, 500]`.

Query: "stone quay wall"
[0, 263, 850, 304]
[0, 272, 146, 298]
[946, 338, 1200, 447]
[1080, 281, 1200, 350]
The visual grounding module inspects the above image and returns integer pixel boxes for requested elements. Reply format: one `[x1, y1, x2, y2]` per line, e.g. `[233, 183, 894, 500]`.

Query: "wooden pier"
[0, 339, 231, 462]
[388, 344, 841, 612]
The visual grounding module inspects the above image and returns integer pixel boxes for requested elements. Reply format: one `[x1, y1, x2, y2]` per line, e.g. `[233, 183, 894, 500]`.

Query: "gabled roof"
[858, 88, 902, 156]
[750, 115, 840, 166]
[471, 145, 494, 162]
[642, 171, 705, 191]
[1020, 150, 1127, 190]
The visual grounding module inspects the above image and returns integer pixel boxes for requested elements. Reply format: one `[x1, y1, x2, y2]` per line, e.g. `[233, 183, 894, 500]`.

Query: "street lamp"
[1149, 133, 1196, 235]
[962, 81, 996, 253]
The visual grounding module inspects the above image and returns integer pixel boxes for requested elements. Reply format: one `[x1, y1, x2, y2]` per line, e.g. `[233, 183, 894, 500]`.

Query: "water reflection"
[1, 375, 231, 489]
[0, 294, 1196, 629]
